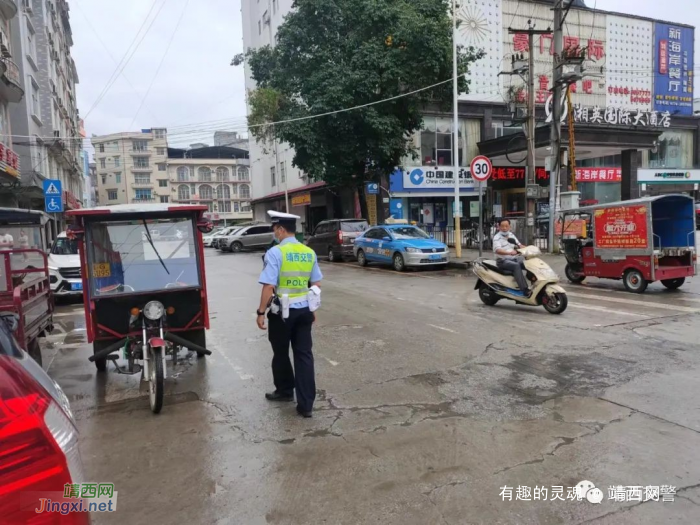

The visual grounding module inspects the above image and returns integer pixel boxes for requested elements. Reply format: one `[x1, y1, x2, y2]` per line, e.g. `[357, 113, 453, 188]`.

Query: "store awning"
[251, 180, 327, 204]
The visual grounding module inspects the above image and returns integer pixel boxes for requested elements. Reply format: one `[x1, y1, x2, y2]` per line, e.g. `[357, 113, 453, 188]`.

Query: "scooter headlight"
[143, 301, 165, 320]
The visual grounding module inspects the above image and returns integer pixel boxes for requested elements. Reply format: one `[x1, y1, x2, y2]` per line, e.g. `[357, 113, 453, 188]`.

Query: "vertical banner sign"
[653, 23, 694, 115]
[366, 194, 378, 226]
[594, 206, 649, 249]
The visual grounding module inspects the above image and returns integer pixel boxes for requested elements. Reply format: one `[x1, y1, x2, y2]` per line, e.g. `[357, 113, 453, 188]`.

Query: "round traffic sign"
[470, 155, 492, 182]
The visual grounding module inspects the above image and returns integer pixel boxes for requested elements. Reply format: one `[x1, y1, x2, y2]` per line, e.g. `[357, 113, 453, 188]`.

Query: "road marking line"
[53, 311, 82, 318]
[323, 356, 339, 366]
[577, 286, 700, 303]
[568, 303, 648, 317]
[428, 324, 458, 333]
[566, 291, 700, 313]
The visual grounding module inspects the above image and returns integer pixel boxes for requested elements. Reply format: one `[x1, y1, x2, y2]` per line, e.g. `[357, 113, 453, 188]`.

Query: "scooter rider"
[493, 219, 530, 296]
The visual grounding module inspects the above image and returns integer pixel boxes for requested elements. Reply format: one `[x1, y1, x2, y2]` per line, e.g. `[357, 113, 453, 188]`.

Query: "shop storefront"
[637, 168, 700, 200]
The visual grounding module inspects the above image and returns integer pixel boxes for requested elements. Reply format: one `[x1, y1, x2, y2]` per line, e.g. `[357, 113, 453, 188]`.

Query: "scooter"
[472, 239, 568, 314]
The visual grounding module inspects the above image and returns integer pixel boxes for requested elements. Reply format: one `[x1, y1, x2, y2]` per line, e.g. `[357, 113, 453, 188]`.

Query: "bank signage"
[637, 169, 700, 184]
[653, 23, 694, 115]
[400, 167, 475, 190]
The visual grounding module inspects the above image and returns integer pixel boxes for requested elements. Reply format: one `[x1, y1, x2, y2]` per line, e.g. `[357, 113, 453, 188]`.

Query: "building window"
[115, 173, 121, 183]
[230, 184, 238, 196]
[644, 130, 694, 169]
[241, 202, 251, 212]
[270, 166, 276, 187]
[154, 129, 166, 139]
[233, 201, 240, 213]
[216, 184, 231, 199]
[132, 140, 148, 152]
[216, 166, 229, 181]
[99, 144, 105, 153]
[199, 184, 213, 200]
[415, 117, 478, 167]
[238, 167, 249, 181]
[158, 163, 166, 171]
[156, 147, 165, 155]
[280, 162, 286, 183]
[27, 23, 37, 63]
[158, 179, 168, 187]
[114, 156, 121, 167]
[107, 189, 117, 200]
[135, 189, 152, 201]
[101, 174, 107, 184]
[160, 196, 169, 203]
[177, 166, 189, 181]
[219, 201, 231, 213]
[134, 174, 151, 184]
[134, 157, 149, 168]
[178, 185, 190, 200]
[239, 184, 250, 199]
[198, 167, 212, 181]
[29, 78, 41, 120]
[100, 159, 106, 169]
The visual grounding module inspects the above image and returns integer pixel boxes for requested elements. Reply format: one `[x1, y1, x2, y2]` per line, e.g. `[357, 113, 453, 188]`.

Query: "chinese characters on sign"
[0, 142, 20, 178]
[594, 206, 649, 249]
[607, 86, 652, 105]
[499, 485, 676, 502]
[574, 167, 622, 183]
[654, 23, 694, 115]
[571, 104, 670, 128]
[402, 167, 475, 190]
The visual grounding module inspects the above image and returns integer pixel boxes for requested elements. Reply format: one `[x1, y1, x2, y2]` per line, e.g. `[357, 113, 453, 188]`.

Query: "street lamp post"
[452, 0, 462, 258]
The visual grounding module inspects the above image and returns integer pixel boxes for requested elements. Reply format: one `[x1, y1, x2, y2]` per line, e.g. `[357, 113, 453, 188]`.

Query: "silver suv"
[223, 224, 275, 252]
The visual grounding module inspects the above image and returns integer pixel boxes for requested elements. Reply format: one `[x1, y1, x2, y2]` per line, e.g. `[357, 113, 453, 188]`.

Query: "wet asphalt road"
[44, 247, 700, 525]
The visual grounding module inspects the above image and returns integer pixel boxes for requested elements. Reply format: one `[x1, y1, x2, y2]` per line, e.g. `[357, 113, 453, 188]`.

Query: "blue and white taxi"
[353, 224, 449, 271]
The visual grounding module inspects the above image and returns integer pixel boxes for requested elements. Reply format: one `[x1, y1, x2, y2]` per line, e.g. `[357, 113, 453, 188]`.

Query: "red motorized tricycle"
[561, 194, 697, 293]
[0, 208, 54, 365]
[68, 204, 213, 413]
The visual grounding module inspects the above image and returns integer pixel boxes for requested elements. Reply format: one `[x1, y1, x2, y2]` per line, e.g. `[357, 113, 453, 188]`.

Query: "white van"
[48, 232, 82, 296]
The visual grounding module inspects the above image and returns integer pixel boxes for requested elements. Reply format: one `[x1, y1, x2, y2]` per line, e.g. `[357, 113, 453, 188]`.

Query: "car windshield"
[341, 221, 368, 232]
[87, 217, 200, 296]
[390, 227, 430, 240]
[51, 237, 79, 255]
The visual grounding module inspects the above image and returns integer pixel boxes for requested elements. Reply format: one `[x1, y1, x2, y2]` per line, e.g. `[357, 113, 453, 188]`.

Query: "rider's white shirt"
[493, 231, 520, 259]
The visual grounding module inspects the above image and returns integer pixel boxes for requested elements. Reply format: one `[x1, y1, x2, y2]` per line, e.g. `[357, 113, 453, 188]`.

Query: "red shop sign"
[575, 167, 621, 183]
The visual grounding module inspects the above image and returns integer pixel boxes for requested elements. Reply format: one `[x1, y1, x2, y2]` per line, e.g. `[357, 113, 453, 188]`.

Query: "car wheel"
[661, 277, 685, 290]
[231, 241, 243, 253]
[328, 247, 337, 262]
[623, 269, 648, 294]
[392, 253, 406, 272]
[357, 250, 368, 267]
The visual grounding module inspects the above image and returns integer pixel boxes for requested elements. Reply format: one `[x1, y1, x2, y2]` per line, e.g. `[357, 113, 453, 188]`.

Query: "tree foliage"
[246, 0, 484, 187]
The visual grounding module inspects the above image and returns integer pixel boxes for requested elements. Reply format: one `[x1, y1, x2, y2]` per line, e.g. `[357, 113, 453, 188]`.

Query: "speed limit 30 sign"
[470, 155, 492, 182]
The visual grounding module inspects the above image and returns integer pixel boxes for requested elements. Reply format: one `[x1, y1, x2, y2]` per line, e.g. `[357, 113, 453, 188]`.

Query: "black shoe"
[296, 405, 312, 418]
[265, 391, 294, 402]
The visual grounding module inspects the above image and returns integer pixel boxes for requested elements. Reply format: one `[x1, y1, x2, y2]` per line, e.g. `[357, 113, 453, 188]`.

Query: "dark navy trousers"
[267, 307, 316, 412]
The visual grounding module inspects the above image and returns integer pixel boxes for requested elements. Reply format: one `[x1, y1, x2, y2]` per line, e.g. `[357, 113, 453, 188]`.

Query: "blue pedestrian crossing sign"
[43, 179, 63, 213]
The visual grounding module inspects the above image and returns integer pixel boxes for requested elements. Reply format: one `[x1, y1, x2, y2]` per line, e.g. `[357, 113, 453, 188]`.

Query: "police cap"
[267, 210, 300, 230]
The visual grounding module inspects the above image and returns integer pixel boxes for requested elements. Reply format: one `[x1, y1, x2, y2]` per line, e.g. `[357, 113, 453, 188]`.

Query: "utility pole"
[548, 1, 565, 253]
[452, 0, 461, 259]
[508, 24, 551, 245]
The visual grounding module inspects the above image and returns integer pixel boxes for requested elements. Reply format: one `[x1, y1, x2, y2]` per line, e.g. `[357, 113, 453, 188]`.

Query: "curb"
[448, 260, 473, 270]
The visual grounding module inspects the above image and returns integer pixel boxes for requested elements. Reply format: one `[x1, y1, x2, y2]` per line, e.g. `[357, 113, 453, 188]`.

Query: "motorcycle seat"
[481, 259, 513, 276]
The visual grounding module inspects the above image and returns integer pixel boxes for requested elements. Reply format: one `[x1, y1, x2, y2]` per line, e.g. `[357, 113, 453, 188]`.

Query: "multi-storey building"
[167, 145, 253, 224]
[91, 128, 169, 205]
[214, 131, 249, 151]
[0, 0, 24, 200]
[9, 0, 82, 223]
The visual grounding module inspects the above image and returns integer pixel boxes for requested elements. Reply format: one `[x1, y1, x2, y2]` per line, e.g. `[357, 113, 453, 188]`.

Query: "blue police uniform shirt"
[258, 237, 323, 308]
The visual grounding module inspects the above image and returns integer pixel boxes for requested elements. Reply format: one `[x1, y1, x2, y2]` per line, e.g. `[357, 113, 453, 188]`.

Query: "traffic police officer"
[257, 211, 323, 418]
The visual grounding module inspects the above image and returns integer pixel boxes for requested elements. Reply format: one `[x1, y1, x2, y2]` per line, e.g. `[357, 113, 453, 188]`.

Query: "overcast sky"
[71, 0, 698, 151]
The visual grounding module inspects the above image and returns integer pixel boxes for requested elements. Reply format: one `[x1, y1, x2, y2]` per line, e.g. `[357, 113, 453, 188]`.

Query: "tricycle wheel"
[92, 341, 109, 372]
[623, 269, 648, 294]
[27, 338, 42, 367]
[149, 346, 164, 414]
[661, 277, 685, 290]
[565, 264, 585, 284]
[478, 283, 500, 306]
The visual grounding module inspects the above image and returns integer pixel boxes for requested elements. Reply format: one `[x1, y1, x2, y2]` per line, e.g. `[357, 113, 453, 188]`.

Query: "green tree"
[246, 0, 483, 193]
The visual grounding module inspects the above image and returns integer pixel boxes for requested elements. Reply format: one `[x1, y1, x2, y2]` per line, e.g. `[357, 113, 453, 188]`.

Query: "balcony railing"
[131, 182, 153, 188]
[0, 0, 18, 20]
[132, 197, 155, 203]
[1, 57, 20, 87]
[131, 165, 151, 171]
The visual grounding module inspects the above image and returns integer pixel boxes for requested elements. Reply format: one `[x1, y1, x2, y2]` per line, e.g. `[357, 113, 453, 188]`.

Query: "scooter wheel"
[542, 292, 568, 314]
[565, 264, 585, 284]
[478, 284, 500, 306]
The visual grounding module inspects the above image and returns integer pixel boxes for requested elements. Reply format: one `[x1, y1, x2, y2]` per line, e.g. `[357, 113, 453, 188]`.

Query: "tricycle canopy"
[0, 207, 51, 252]
[561, 194, 696, 257]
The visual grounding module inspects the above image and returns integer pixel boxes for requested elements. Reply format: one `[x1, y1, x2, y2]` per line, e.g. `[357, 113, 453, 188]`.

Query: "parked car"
[353, 224, 449, 271]
[209, 226, 240, 249]
[307, 219, 369, 262]
[203, 227, 225, 247]
[0, 314, 87, 523]
[48, 231, 83, 296]
[222, 224, 275, 252]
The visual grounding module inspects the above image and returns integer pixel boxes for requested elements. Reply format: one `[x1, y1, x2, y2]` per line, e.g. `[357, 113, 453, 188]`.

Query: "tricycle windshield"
[87, 217, 200, 296]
